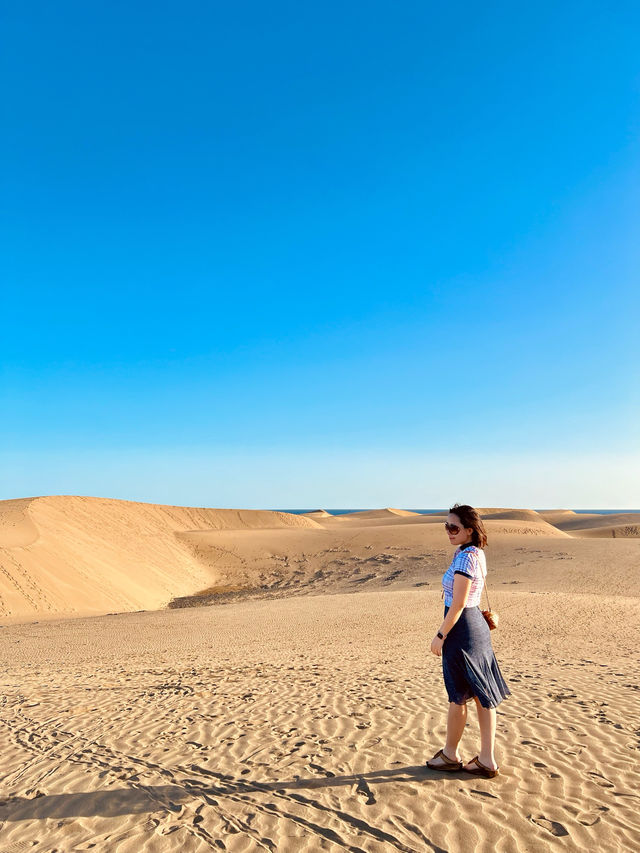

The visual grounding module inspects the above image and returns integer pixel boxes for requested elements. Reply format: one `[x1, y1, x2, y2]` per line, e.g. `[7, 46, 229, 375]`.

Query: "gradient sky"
[2, 1, 639, 508]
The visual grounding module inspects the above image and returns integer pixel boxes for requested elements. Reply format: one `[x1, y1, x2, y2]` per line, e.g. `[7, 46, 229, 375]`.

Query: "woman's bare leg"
[428, 701, 467, 766]
[445, 701, 467, 759]
[468, 697, 498, 769]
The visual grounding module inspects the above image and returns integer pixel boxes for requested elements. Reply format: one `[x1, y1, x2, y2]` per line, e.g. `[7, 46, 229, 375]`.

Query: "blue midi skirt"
[442, 606, 510, 708]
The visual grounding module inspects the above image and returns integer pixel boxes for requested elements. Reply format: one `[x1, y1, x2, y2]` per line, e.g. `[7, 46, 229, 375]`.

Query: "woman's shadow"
[0, 762, 464, 821]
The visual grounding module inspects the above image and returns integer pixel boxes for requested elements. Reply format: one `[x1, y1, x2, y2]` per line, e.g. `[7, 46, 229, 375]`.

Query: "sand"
[1, 497, 639, 852]
[0, 496, 318, 623]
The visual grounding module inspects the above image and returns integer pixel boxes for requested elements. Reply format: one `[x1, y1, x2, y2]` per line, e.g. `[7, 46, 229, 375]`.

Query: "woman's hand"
[430, 635, 444, 656]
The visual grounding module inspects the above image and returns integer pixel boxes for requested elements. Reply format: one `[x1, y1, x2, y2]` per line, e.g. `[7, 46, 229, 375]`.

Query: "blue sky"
[2, 1, 639, 507]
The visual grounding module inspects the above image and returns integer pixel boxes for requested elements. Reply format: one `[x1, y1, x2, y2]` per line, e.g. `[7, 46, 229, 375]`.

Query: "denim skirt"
[442, 606, 510, 708]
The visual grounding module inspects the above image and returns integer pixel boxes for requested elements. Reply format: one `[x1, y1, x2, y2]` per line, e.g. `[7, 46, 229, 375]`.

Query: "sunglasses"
[444, 522, 461, 534]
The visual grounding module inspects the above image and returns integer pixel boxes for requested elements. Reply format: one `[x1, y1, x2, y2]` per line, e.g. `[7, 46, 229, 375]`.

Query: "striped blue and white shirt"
[441, 543, 487, 607]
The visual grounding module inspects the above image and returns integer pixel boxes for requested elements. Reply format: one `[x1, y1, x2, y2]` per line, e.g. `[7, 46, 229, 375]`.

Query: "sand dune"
[321, 508, 422, 523]
[168, 520, 637, 605]
[169, 521, 451, 607]
[569, 523, 640, 538]
[546, 512, 640, 531]
[321, 511, 443, 528]
[538, 509, 582, 524]
[483, 518, 570, 537]
[481, 509, 543, 522]
[0, 496, 318, 622]
[542, 511, 640, 538]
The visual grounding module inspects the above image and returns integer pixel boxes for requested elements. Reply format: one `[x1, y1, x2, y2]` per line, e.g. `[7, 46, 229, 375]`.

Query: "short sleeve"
[453, 549, 479, 580]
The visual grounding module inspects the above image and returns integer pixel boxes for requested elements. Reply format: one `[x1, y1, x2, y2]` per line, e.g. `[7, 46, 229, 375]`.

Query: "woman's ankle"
[443, 745, 461, 761]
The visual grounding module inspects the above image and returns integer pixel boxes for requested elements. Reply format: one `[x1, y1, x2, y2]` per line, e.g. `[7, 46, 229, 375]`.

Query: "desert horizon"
[1, 494, 640, 624]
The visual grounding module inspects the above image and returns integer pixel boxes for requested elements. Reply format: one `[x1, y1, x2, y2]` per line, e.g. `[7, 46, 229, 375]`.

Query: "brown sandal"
[463, 756, 499, 778]
[426, 748, 463, 772]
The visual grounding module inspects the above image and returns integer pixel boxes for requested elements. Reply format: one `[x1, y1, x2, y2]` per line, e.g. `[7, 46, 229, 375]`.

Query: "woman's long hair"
[449, 503, 488, 548]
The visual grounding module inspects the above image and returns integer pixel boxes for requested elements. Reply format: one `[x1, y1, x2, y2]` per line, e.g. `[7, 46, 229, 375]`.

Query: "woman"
[427, 503, 510, 778]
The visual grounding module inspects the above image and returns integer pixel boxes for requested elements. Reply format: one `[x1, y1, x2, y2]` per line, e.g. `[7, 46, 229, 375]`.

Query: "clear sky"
[2, 1, 639, 508]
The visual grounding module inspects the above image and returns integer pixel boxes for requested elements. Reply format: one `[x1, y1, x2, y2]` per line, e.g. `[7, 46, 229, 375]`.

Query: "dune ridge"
[546, 512, 640, 530]
[0, 498, 42, 547]
[480, 508, 543, 522]
[327, 508, 422, 521]
[0, 496, 318, 621]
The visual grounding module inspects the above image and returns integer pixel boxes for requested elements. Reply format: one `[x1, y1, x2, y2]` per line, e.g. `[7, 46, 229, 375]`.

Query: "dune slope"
[0, 496, 318, 621]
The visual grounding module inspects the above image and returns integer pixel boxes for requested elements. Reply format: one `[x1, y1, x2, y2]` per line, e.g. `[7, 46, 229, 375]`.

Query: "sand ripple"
[1, 591, 639, 852]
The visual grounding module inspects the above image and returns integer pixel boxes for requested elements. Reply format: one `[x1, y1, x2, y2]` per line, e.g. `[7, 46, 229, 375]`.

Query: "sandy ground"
[1, 499, 639, 852]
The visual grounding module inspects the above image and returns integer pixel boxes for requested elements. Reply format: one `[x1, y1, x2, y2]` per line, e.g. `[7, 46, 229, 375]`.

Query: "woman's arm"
[430, 573, 472, 656]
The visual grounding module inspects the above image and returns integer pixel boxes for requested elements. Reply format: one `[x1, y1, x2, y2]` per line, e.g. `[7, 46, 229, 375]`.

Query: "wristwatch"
[437, 631, 445, 640]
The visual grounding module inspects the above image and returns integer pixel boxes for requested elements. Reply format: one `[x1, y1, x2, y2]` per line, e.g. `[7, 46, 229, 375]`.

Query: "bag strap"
[479, 553, 492, 611]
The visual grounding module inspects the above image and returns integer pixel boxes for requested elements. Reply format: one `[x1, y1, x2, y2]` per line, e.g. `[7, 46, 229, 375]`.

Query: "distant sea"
[278, 509, 640, 516]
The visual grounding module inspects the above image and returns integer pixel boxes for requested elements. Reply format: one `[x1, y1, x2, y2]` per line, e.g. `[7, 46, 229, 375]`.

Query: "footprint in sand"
[466, 788, 498, 800]
[307, 762, 335, 778]
[352, 778, 376, 805]
[24, 788, 46, 799]
[588, 771, 614, 788]
[521, 739, 545, 751]
[529, 814, 569, 837]
[562, 745, 585, 756]
[577, 806, 609, 826]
